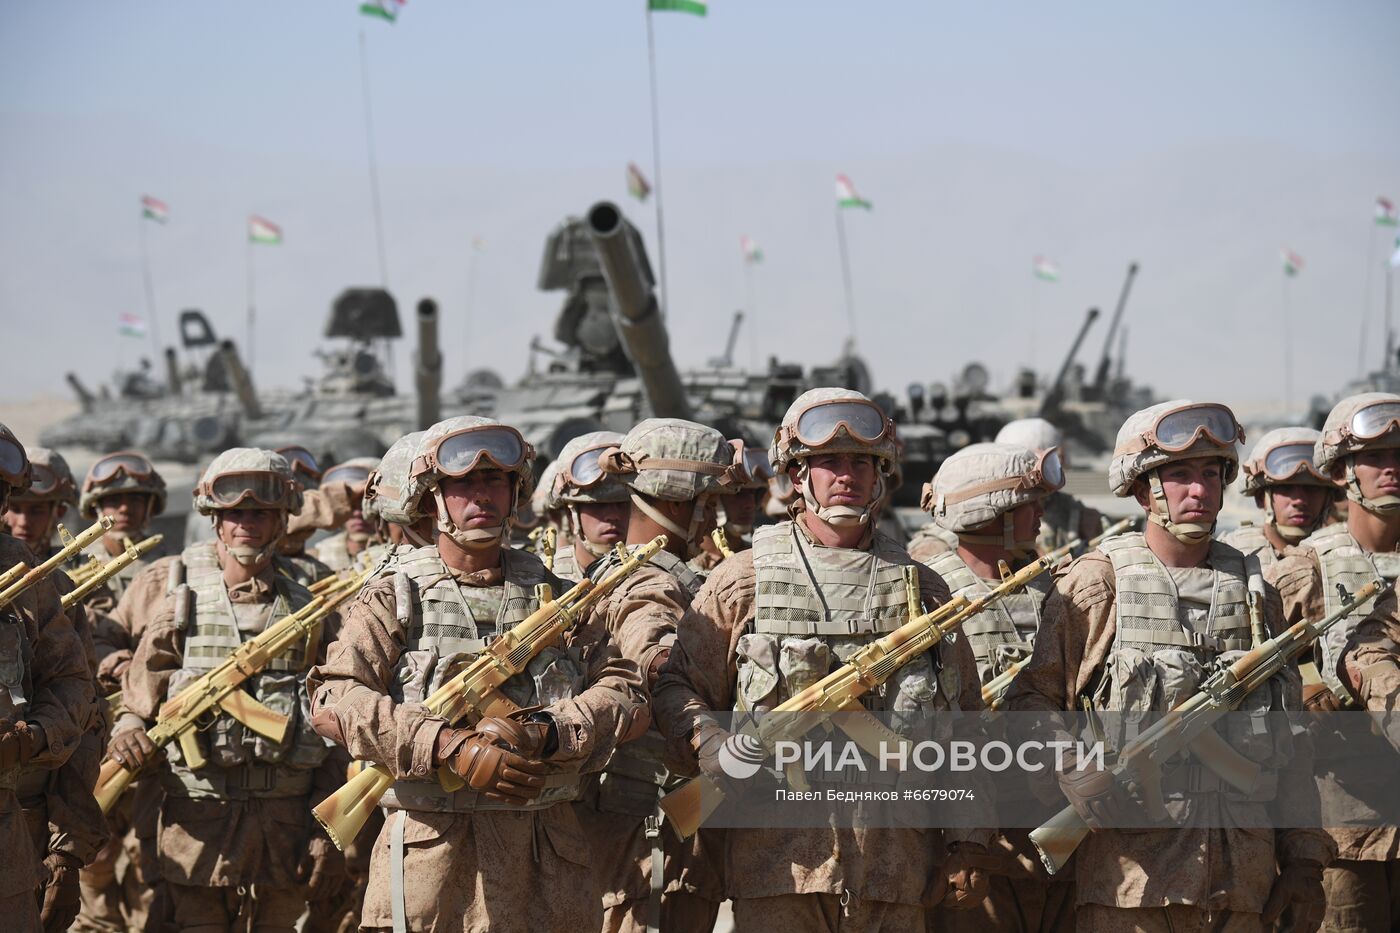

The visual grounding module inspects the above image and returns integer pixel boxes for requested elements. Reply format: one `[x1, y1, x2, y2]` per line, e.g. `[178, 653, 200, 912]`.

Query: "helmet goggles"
[1344, 401, 1400, 444]
[200, 471, 296, 510]
[731, 441, 775, 488]
[0, 435, 31, 487]
[25, 463, 65, 497]
[275, 446, 323, 485]
[559, 444, 611, 490]
[1118, 403, 1244, 456]
[419, 425, 532, 480]
[88, 451, 156, 486]
[322, 463, 374, 489]
[787, 398, 893, 449]
[1260, 442, 1328, 484]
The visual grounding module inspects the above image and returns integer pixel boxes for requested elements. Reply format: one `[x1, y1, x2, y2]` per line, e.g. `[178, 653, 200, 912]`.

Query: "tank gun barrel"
[164, 346, 183, 396]
[1092, 262, 1138, 394]
[586, 201, 693, 420]
[65, 372, 95, 412]
[218, 340, 263, 420]
[1039, 307, 1099, 417]
[415, 298, 442, 430]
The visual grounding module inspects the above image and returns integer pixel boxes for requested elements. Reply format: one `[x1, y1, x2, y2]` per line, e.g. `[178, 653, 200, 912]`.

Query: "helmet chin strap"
[629, 492, 709, 558]
[796, 463, 880, 527]
[1263, 491, 1318, 542]
[957, 512, 1038, 557]
[568, 505, 611, 558]
[1344, 461, 1400, 515]
[402, 524, 432, 548]
[1146, 472, 1213, 544]
[214, 513, 286, 568]
[431, 486, 510, 552]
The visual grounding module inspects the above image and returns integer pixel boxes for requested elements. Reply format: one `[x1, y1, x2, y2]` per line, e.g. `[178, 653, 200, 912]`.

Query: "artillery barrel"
[415, 298, 442, 430]
[164, 347, 183, 395]
[586, 201, 693, 420]
[65, 373, 95, 412]
[218, 340, 263, 420]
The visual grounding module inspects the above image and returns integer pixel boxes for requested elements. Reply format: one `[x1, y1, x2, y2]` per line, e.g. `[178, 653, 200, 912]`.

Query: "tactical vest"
[1303, 522, 1400, 702]
[736, 522, 959, 727]
[162, 542, 327, 800]
[1219, 523, 1280, 573]
[315, 532, 354, 573]
[380, 545, 585, 814]
[1039, 492, 1084, 552]
[924, 549, 1048, 684]
[550, 543, 581, 582]
[277, 551, 332, 588]
[907, 523, 958, 563]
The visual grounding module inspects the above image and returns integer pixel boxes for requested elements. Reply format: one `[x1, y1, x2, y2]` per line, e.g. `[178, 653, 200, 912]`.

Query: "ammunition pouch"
[594, 731, 677, 817]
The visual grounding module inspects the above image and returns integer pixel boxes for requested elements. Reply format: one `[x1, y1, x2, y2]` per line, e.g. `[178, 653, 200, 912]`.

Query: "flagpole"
[1386, 259, 1395, 373]
[138, 217, 162, 360]
[645, 9, 670, 317]
[464, 240, 481, 370]
[359, 30, 389, 286]
[245, 234, 257, 378]
[834, 206, 858, 344]
[1358, 223, 1378, 374]
[743, 257, 757, 369]
[1282, 275, 1293, 417]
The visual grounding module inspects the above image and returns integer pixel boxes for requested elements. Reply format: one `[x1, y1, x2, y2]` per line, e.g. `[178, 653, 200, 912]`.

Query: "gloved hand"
[937, 842, 1001, 910]
[438, 717, 550, 805]
[1301, 682, 1341, 713]
[691, 722, 751, 798]
[297, 835, 348, 904]
[1261, 860, 1325, 933]
[1057, 761, 1130, 829]
[39, 852, 82, 933]
[0, 719, 36, 769]
[108, 727, 160, 774]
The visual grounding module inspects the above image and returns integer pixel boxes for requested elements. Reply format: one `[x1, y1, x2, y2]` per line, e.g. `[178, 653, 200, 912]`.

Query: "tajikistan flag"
[1377, 197, 1398, 227]
[1032, 256, 1060, 282]
[249, 215, 283, 245]
[118, 313, 147, 338]
[141, 196, 168, 223]
[360, 0, 405, 23]
[1281, 248, 1303, 276]
[741, 234, 763, 263]
[627, 162, 652, 202]
[649, 0, 706, 15]
[835, 174, 871, 210]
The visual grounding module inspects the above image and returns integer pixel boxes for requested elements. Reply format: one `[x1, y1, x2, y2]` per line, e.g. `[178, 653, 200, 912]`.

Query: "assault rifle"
[0, 516, 114, 610]
[61, 535, 164, 610]
[93, 570, 368, 813]
[312, 535, 667, 850]
[1028, 578, 1387, 874]
[658, 530, 1102, 840]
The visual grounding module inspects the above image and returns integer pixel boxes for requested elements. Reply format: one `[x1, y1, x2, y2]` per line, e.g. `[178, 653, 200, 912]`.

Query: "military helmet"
[553, 431, 629, 505]
[274, 445, 323, 491]
[600, 419, 734, 501]
[1240, 427, 1330, 496]
[79, 450, 167, 518]
[10, 447, 77, 507]
[322, 457, 379, 495]
[193, 448, 303, 516]
[994, 417, 1063, 453]
[728, 439, 775, 491]
[533, 460, 563, 515]
[365, 431, 425, 526]
[923, 442, 1063, 533]
[1316, 392, 1400, 475]
[770, 387, 899, 474]
[410, 416, 537, 502]
[1109, 400, 1243, 497]
[0, 423, 33, 497]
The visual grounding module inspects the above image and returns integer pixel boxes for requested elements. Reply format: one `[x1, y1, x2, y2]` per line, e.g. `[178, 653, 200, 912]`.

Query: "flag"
[835, 174, 871, 210]
[648, 0, 707, 15]
[626, 163, 651, 202]
[249, 215, 282, 245]
[1032, 256, 1060, 282]
[141, 196, 168, 223]
[741, 235, 763, 264]
[118, 313, 147, 338]
[359, 0, 404, 22]
[1377, 197, 1399, 227]
[471, 235, 487, 252]
[1281, 248, 1303, 277]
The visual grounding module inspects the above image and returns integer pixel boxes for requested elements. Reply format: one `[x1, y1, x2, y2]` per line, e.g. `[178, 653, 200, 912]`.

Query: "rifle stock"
[312, 536, 668, 850]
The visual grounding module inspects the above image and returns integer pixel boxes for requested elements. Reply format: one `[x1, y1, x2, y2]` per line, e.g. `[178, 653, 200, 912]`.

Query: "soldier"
[692, 439, 770, 572]
[546, 431, 629, 581]
[995, 417, 1105, 551]
[106, 448, 347, 932]
[574, 419, 733, 932]
[1219, 427, 1335, 571]
[0, 424, 94, 932]
[275, 444, 344, 586]
[1269, 393, 1400, 931]
[306, 416, 645, 932]
[76, 451, 170, 608]
[362, 431, 432, 551]
[314, 458, 382, 573]
[653, 388, 997, 931]
[1006, 400, 1333, 931]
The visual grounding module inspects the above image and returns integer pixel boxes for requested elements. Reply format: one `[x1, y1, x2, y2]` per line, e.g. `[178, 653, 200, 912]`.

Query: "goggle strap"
[632, 458, 730, 476]
[941, 474, 1043, 506]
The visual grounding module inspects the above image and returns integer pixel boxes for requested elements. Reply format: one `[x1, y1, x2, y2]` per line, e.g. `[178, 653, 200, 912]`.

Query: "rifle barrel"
[0, 516, 114, 609]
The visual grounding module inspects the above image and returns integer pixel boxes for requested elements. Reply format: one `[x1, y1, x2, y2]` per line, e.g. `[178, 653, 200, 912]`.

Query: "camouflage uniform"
[654, 389, 996, 932]
[995, 418, 1105, 551]
[1269, 394, 1400, 932]
[307, 417, 645, 932]
[548, 431, 627, 584]
[1007, 400, 1334, 930]
[313, 457, 382, 574]
[1220, 427, 1333, 572]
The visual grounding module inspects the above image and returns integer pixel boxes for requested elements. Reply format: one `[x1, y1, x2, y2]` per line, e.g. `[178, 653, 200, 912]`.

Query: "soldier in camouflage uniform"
[693, 439, 771, 573]
[575, 419, 733, 932]
[363, 431, 431, 553]
[0, 424, 98, 932]
[995, 418, 1105, 551]
[1220, 427, 1335, 572]
[547, 431, 629, 581]
[107, 448, 347, 932]
[1269, 393, 1400, 931]
[1007, 400, 1333, 931]
[307, 416, 645, 932]
[76, 451, 172, 610]
[273, 445, 343, 586]
[654, 388, 997, 932]
[314, 458, 382, 573]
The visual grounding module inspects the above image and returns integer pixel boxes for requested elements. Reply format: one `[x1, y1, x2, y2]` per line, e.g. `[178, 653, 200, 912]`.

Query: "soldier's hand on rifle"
[1261, 860, 1325, 933]
[298, 834, 348, 903]
[934, 841, 1000, 910]
[1056, 760, 1130, 830]
[1300, 682, 1341, 713]
[436, 717, 550, 805]
[0, 719, 37, 769]
[108, 727, 160, 773]
[39, 852, 82, 933]
[691, 721, 748, 798]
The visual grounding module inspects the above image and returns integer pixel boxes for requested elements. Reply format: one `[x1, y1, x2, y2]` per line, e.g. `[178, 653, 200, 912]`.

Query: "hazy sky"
[3, 1, 1398, 418]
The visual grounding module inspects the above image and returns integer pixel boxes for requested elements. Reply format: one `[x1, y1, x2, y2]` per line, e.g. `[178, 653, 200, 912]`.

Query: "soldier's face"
[577, 501, 628, 546]
[3, 500, 63, 550]
[438, 470, 513, 531]
[1352, 449, 1400, 500]
[1269, 484, 1331, 530]
[100, 493, 152, 534]
[724, 490, 761, 529]
[1011, 500, 1045, 541]
[1147, 459, 1223, 524]
[215, 507, 284, 551]
[800, 453, 877, 509]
